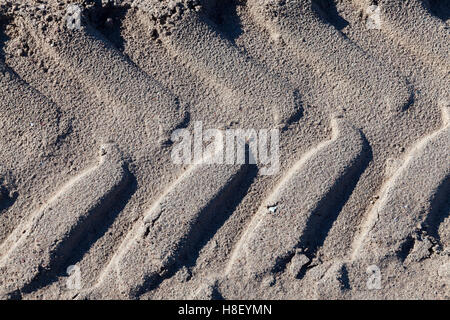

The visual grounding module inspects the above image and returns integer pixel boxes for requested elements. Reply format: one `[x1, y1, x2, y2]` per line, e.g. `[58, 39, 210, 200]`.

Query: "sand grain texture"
[0, 0, 448, 299]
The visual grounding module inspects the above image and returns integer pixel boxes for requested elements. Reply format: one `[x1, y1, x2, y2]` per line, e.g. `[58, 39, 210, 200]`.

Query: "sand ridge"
[0, 0, 448, 299]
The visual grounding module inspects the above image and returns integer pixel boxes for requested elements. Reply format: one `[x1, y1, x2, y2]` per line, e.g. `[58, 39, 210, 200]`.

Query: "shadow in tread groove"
[0, 184, 18, 214]
[86, 2, 131, 51]
[275, 132, 372, 274]
[136, 164, 258, 296]
[0, 189, 17, 213]
[312, 0, 349, 31]
[397, 235, 415, 262]
[21, 168, 137, 295]
[427, 0, 450, 21]
[206, 0, 244, 43]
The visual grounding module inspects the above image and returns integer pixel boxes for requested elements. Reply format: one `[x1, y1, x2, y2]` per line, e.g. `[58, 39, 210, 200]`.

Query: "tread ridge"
[225, 117, 368, 278]
[351, 103, 450, 262]
[135, 4, 303, 127]
[0, 144, 129, 299]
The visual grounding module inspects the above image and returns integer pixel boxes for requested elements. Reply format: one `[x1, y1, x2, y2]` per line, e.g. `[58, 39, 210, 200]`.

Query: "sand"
[0, 0, 448, 299]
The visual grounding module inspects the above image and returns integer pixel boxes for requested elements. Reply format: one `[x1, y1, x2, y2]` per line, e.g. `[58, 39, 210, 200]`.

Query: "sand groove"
[0, 144, 129, 299]
[351, 103, 450, 263]
[0, 60, 61, 170]
[226, 118, 368, 278]
[85, 158, 249, 298]
[354, 0, 450, 72]
[21, 14, 186, 142]
[247, 0, 412, 111]
[135, 2, 303, 127]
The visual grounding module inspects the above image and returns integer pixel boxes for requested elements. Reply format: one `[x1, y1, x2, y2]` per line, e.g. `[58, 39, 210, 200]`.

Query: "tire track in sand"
[0, 56, 63, 243]
[20, 13, 186, 143]
[351, 101, 450, 263]
[247, 0, 413, 112]
[83, 154, 252, 298]
[0, 144, 130, 299]
[134, 1, 303, 128]
[353, 0, 450, 72]
[225, 117, 369, 279]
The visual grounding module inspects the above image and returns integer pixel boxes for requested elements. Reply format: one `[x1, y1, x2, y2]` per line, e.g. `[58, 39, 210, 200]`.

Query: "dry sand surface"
[0, 0, 449, 299]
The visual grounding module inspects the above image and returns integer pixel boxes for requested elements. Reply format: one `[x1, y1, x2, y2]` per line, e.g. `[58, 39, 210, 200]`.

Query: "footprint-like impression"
[226, 117, 368, 279]
[0, 144, 129, 299]
[351, 102, 450, 263]
[247, 0, 412, 112]
[134, 0, 303, 127]
[86, 156, 249, 298]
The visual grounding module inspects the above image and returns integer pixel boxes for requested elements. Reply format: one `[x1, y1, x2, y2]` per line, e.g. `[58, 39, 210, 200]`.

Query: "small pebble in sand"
[289, 253, 310, 278]
[105, 17, 114, 28]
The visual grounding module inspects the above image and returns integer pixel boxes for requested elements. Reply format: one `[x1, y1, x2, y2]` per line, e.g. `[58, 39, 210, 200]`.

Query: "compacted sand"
[0, 0, 448, 299]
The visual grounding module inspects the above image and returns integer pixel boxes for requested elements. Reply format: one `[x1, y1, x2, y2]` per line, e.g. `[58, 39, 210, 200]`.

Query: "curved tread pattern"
[135, 3, 303, 127]
[352, 103, 450, 263]
[226, 118, 368, 278]
[88, 156, 249, 298]
[0, 144, 129, 299]
[22, 15, 185, 142]
[247, 0, 412, 111]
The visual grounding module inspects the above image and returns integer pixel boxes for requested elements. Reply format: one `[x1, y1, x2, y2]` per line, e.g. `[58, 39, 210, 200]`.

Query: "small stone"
[289, 253, 310, 278]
